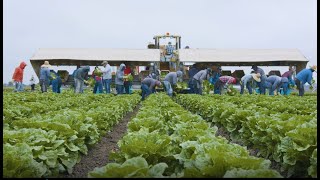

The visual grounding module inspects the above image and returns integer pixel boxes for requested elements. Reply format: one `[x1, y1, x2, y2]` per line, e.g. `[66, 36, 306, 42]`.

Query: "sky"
[3, 0, 317, 84]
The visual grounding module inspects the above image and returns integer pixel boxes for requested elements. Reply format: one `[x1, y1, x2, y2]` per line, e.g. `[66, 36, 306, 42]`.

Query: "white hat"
[252, 73, 261, 82]
[41, 61, 51, 68]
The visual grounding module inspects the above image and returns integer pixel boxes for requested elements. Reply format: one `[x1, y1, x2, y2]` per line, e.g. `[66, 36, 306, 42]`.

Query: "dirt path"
[59, 104, 141, 178]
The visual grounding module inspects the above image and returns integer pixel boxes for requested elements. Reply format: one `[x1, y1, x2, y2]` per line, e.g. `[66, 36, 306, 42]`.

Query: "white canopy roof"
[30, 48, 160, 61]
[179, 48, 308, 62]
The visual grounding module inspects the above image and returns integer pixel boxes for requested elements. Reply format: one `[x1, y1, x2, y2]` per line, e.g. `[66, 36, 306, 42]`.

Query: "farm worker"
[281, 67, 295, 95]
[214, 76, 237, 95]
[123, 65, 132, 94]
[165, 41, 175, 56]
[282, 67, 295, 82]
[278, 77, 289, 95]
[72, 68, 79, 92]
[140, 78, 162, 101]
[192, 68, 212, 95]
[92, 66, 103, 94]
[209, 66, 222, 85]
[294, 65, 317, 96]
[166, 42, 176, 68]
[49, 70, 62, 93]
[163, 71, 183, 97]
[252, 65, 267, 94]
[74, 66, 90, 93]
[29, 75, 36, 91]
[101, 61, 112, 94]
[265, 75, 283, 95]
[188, 64, 199, 94]
[146, 72, 157, 80]
[39, 61, 52, 93]
[115, 63, 126, 95]
[12, 61, 27, 92]
[240, 73, 261, 94]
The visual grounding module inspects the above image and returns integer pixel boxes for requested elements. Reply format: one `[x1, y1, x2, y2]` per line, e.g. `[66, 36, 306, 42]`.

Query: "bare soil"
[59, 104, 141, 178]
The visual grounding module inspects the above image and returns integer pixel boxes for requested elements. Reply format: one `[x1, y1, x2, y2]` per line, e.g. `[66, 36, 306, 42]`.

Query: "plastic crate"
[280, 88, 292, 95]
[255, 88, 260, 94]
[255, 88, 271, 95]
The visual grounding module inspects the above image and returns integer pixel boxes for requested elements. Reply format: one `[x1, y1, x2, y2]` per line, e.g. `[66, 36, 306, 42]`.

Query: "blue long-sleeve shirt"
[266, 75, 282, 92]
[241, 74, 254, 86]
[39, 67, 51, 81]
[295, 68, 313, 85]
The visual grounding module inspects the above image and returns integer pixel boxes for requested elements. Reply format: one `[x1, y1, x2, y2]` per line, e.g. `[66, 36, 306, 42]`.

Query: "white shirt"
[101, 64, 112, 79]
[30, 77, 36, 85]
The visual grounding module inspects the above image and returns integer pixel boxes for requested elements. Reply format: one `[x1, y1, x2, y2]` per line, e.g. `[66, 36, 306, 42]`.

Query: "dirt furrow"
[59, 104, 141, 178]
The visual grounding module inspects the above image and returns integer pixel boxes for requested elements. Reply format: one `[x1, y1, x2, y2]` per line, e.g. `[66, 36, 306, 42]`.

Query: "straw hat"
[101, 61, 108, 65]
[310, 65, 317, 72]
[252, 73, 261, 82]
[41, 61, 51, 68]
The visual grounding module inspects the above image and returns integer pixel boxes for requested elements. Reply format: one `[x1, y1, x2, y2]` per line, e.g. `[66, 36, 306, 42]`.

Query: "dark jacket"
[188, 67, 199, 79]
[74, 66, 90, 81]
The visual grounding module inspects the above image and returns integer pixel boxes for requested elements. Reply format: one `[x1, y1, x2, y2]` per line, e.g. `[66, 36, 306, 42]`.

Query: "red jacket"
[12, 62, 27, 82]
[124, 67, 132, 75]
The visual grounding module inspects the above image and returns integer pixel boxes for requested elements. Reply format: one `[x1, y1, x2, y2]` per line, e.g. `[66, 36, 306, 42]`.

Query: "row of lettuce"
[3, 92, 140, 178]
[3, 91, 316, 178]
[175, 94, 317, 178]
[88, 93, 282, 178]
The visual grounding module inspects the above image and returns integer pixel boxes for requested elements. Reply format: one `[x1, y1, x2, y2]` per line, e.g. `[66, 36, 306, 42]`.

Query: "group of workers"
[12, 60, 316, 98]
[72, 61, 133, 94]
[187, 65, 238, 95]
[11, 61, 62, 93]
[185, 64, 316, 96]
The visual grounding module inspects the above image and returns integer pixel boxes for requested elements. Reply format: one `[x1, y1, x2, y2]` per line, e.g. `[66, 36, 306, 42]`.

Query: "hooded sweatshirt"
[74, 66, 90, 81]
[164, 71, 182, 85]
[115, 63, 126, 85]
[193, 69, 209, 84]
[142, 78, 160, 91]
[12, 62, 27, 82]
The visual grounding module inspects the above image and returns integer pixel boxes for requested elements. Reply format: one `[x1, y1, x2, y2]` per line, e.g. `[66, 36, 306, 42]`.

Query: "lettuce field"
[3, 89, 317, 178]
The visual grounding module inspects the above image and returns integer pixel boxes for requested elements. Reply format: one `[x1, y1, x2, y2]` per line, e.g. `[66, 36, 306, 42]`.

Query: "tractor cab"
[148, 32, 181, 72]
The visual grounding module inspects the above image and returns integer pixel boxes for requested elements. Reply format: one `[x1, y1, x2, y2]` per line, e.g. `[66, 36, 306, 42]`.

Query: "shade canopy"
[179, 48, 308, 63]
[30, 48, 161, 77]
